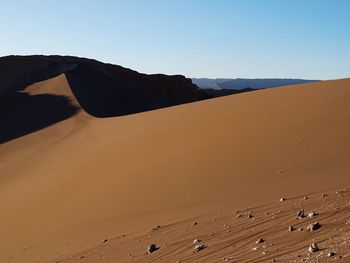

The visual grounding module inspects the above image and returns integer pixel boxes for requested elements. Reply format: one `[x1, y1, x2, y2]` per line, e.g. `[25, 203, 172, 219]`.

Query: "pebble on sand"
[223, 256, 234, 261]
[193, 239, 201, 244]
[194, 243, 205, 252]
[307, 211, 318, 218]
[297, 209, 305, 219]
[152, 225, 160, 231]
[308, 243, 319, 253]
[256, 238, 264, 244]
[328, 251, 336, 257]
[307, 222, 321, 231]
[147, 244, 157, 254]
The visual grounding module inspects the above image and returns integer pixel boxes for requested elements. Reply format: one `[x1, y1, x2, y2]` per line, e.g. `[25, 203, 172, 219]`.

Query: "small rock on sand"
[223, 256, 234, 261]
[152, 225, 160, 231]
[194, 243, 205, 252]
[308, 211, 318, 218]
[193, 239, 201, 244]
[328, 251, 336, 257]
[256, 238, 264, 244]
[307, 222, 321, 231]
[147, 244, 157, 254]
[308, 243, 319, 253]
[297, 209, 305, 219]
[280, 197, 286, 202]
[289, 226, 295, 232]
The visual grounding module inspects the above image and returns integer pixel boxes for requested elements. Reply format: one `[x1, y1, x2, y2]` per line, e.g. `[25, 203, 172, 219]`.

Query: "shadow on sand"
[0, 91, 79, 144]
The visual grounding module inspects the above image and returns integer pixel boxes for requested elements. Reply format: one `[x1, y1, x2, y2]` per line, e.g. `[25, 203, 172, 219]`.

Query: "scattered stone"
[102, 239, 108, 243]
[236, 214, 242, 218]
[321, 193, 327, 198]
[256, 238, 264, 244]
[298, 228, 303, 232]
[307, 222, 321, 231]
[194, 243, 205, 252]
[193, 221, 198, 226]
[193, 239, 201, 244]
[308, 243, 319, 253]
[252, 247, 258, 251]
[262, 251, 267, 255]
[147, 244, 157, 254]
[152, 225, 160, 231]
[289, 226, 295, 232]
[248, 214, 253, 219]
[234, 209, 239, 213]
[328, 251, 336, 257]
[308, 211, 318, 218]
[223, 256, 234, 261]
[280, 197, 286, 202]
[297, 209, 305, 219]
[304, 196, 308, 200]
[336, 190, 344, 196]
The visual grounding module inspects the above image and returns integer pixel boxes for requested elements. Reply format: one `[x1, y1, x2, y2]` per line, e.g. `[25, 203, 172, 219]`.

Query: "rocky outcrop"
[0, 55, 209, 117]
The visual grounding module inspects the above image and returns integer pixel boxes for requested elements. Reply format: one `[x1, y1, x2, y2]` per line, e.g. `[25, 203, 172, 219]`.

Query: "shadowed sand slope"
[0, 78, 350, 262]
[0, 55, 209, 118]
[0, 74, 86, 144]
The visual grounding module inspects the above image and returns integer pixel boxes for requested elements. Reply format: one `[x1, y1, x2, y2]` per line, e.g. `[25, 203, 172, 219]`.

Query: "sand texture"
[1, 75, 350, 262]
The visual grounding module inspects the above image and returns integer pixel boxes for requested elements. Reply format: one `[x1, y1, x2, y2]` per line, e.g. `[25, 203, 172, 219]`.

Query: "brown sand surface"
[1, 76, 350, 262]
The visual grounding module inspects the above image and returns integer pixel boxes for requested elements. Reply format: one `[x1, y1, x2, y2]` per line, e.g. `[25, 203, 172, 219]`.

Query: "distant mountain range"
[192, 78, 320, 90]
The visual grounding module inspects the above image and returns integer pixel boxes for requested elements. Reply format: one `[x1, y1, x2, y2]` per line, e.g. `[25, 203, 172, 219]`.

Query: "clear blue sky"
[1, 0, 349, 79]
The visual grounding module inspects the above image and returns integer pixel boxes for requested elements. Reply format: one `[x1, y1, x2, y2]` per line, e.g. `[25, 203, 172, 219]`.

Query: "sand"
[1, 75, 350, 262]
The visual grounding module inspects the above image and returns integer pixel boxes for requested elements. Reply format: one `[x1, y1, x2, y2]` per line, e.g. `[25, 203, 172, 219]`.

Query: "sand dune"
[1, 77, 350, 262]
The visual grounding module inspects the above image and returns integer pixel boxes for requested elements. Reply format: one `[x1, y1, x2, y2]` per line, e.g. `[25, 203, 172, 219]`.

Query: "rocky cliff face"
[0, 55, 209, 117]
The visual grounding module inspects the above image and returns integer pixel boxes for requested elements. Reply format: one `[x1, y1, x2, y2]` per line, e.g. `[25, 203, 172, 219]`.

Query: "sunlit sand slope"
[0, 77, 350, 262]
